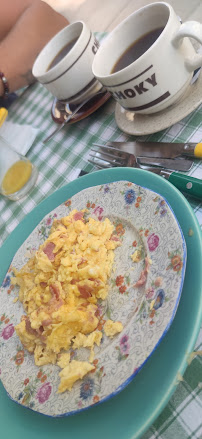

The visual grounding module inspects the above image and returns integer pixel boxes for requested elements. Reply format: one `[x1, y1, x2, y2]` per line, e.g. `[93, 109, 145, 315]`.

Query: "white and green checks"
[0, 33, 201, 438]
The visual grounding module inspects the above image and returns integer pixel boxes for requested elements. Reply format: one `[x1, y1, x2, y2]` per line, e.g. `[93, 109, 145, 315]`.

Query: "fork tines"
[89, 144, 127, 168]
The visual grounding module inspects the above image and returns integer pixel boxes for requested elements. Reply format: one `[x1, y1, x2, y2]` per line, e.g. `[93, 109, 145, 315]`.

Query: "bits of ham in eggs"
[12, 209, 123, 393]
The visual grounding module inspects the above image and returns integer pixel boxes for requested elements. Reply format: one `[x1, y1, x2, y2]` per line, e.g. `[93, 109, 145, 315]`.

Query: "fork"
[88, 144, 202, 200]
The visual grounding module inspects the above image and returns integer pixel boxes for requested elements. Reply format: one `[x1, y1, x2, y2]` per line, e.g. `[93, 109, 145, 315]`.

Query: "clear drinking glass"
[0, 136, 38, 201]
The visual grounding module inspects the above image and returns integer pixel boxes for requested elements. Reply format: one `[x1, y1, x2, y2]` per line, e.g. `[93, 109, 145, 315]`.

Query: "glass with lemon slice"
[0, 136, 38, 201]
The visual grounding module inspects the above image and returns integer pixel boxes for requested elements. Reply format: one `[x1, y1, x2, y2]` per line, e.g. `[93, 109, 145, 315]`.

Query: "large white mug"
[32, 21, 101, 103]
[92, 2, 202, 114]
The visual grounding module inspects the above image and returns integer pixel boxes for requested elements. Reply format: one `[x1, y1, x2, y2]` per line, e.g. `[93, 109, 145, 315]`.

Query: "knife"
[137, 156, 193, 171]
[88, 149, 202, 199]
[83, 165, 202, 200]
[93, 141, 202, 159]
[154, 169, 202, 200]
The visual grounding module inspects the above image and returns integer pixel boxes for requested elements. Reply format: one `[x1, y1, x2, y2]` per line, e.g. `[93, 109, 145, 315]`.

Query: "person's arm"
[0, 0, 69, 96]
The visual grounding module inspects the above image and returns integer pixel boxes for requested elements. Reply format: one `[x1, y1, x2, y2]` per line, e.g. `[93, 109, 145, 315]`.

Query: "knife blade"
[137, 156, 193, 171]
[93, 141, 202, 159]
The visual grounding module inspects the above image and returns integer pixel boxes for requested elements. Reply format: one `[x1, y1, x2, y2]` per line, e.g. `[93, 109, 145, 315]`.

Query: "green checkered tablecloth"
[0, 33, 202, 438]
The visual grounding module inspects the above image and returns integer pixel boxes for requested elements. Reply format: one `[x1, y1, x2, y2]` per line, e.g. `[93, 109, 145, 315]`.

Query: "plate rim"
[0, 168, 202, 439]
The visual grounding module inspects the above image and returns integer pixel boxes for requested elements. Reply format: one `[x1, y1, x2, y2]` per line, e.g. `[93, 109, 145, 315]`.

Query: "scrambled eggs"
[12, 209, 123, 393]
[104, 320, 123, 338]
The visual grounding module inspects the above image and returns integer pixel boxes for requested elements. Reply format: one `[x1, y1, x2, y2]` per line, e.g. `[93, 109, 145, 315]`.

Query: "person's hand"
[0, 0, 69, 95]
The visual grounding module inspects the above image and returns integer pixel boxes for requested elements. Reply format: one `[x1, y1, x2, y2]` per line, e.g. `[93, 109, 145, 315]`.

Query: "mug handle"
[171, 21, 202, 71]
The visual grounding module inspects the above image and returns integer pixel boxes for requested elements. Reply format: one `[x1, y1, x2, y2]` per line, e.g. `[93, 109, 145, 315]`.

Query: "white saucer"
[115, 72, 202, 136]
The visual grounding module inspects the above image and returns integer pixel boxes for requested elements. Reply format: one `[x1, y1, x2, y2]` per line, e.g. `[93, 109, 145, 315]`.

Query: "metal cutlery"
[93, 141, 202, 159]
[43, 88, 106, 144]
[43, 98, 92, 144]
[89, 145, 202, 199]
[137, 156, 192, 171]
[91, 144, 193, 171]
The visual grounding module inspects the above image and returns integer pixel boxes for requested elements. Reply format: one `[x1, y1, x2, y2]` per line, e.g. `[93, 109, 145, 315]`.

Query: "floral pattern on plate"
[0, 181, 186, 416]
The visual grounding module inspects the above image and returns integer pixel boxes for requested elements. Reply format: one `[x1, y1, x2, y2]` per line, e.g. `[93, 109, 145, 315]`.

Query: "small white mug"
[92, 2, 202, 114]
[32, 21, 101, 103]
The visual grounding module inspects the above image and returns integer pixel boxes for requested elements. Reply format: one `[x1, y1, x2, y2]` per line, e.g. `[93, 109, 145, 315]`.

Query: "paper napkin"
[0, 120, 39, 155]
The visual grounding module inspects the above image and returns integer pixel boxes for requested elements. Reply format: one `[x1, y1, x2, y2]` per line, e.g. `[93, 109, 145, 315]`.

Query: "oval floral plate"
[0, 181, 186, 417]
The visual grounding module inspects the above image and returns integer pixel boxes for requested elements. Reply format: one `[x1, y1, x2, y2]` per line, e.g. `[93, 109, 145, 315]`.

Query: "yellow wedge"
[0, 107, 8, 127]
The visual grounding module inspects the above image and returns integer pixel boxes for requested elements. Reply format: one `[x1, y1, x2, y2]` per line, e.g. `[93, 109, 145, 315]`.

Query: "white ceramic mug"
[92, 2, 202, 114]
[32, 21, 102, 103]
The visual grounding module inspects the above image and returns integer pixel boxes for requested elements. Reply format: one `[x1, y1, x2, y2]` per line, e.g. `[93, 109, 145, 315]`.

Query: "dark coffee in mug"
[47, 38, 78, 71]
[111, 27, 164, 73]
